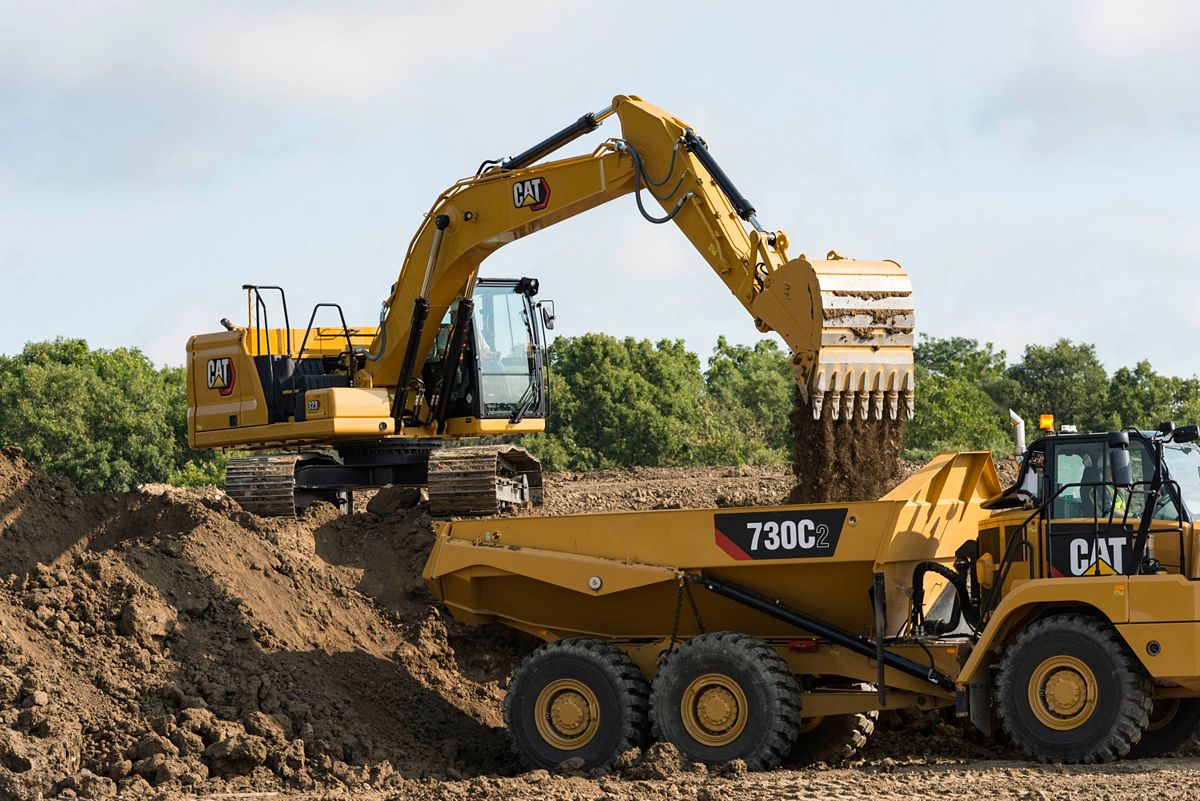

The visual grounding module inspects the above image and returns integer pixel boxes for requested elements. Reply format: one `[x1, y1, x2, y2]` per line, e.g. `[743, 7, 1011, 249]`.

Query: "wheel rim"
[1147, 698, 1181, 733]
[1028, 655, 1099, 730]
[680, 673, 749, 747]
[797, 716, 825, 735]
[535, 678, 601, 750]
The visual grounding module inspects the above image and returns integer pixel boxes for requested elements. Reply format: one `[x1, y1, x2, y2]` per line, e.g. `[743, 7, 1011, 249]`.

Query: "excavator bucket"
[756, 253, 914, 422]
[809, 254, 914, 421]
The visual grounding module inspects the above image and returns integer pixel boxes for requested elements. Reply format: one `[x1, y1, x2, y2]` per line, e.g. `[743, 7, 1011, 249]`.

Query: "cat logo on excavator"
[512, 177, 551, 211]
[207, 357, 235, 397]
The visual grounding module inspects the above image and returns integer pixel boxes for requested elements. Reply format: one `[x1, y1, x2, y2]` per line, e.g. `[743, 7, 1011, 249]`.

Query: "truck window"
[1129, 441, 1181, 521]
[1051, 441, 1106, 518]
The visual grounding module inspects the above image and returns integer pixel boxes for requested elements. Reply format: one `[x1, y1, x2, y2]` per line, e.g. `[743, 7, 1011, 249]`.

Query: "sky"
[2, 1, 1199, 377]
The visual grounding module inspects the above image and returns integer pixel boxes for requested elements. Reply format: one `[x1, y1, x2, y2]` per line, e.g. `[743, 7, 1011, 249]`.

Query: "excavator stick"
[611, 96, 915, 424]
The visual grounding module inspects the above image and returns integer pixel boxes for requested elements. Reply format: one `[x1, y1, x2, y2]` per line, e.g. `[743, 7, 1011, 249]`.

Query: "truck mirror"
[1109, 447, 1133, 487]
[1107, 431, 1129, 448]
[538, 300, 556, 331]
[1173, 425, 1199, 444]
[1018, 469, 1039, 502]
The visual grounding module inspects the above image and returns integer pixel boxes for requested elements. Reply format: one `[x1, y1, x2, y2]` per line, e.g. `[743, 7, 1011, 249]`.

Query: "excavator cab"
[422, 277, 550, 426]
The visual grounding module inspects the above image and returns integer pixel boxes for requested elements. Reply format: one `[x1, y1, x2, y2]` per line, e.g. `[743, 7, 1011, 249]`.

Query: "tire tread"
[995, 613, 1151, 763]
[503, 637, 648, 772]
[650, 632, 800, 770]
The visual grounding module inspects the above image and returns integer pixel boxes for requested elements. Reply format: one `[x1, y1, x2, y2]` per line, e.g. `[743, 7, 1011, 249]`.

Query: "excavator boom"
[363, 95, 914, 422]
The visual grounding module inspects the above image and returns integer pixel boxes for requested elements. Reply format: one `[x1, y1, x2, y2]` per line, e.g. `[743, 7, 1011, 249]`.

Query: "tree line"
[1, 335, 1197, 491]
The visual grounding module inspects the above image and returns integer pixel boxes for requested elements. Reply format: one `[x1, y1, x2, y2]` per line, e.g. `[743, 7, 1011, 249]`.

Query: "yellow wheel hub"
[1028, 655, 1098, 730]
[535, 679, 600, 750]
[680, 673, 749, 747]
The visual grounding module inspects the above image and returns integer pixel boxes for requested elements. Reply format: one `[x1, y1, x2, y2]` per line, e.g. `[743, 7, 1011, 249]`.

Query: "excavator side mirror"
[538, 300, 556, 331]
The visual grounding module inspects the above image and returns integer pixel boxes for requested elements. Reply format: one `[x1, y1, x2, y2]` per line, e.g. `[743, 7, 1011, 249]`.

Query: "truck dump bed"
[423, 452, 1001, 643]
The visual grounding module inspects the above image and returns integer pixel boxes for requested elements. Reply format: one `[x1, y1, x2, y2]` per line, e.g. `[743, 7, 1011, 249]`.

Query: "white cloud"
[0, 1, 565, 105]
[974, 3, 1200, 153]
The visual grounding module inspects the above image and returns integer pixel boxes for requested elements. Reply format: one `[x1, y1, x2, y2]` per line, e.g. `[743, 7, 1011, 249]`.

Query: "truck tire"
[784, 686, 877, 766]
[504, 638, 648, 772]
[996, 613, 1151, 763]
[1128, 697, 1200, 758]
[650, 632, 800, 770]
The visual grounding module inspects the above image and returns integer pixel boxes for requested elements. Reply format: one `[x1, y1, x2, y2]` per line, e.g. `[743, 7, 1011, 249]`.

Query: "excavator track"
[427, 445, 543, 517]
[224, 455, 300, 517]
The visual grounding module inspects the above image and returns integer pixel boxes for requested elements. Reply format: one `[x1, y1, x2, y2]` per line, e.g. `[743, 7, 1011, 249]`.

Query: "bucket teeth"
[808, 389, 913, 421]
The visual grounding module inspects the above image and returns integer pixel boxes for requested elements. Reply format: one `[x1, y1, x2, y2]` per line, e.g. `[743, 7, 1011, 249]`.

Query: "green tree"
[914, 336, 1007, 381]
[0, 338, 223, 492]
[704, 336, 792, 457]
[1105, 361, 1178, 430]
[1006, 339, 1110, 433]
[519, 334, 791, 471]
[1176, 379, 1200, 428]
[904, 335, 1011, 459]
[520, 334, 706, 470]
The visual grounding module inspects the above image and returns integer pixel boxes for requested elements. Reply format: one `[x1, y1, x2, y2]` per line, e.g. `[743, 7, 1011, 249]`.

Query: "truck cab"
[982, 425, 1198, 579]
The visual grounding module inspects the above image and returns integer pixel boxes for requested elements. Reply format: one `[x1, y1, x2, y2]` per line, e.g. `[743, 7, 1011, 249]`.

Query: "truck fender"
[957, 577, 1130, 685]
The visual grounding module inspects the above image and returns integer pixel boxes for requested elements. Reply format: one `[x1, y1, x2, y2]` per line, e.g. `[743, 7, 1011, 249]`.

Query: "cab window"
[1051, 441, 1106, 518]
[1128, 442, 1181, 521]
[474, 285, 535, 416]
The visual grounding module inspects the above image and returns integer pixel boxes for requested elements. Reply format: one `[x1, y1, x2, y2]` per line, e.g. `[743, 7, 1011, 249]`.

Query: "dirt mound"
[0, 444, 1027, 798]
[0, 448, 531, 798]
[537, 465, 795, 515]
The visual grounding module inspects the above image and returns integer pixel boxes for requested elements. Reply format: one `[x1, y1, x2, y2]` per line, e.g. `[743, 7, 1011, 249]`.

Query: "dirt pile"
[0, 447, 531, 798]
[537, 465, 795, 515]
[0, 445, 1026, 799]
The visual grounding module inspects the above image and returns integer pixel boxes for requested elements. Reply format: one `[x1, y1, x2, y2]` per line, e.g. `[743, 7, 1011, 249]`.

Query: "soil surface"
[2, 445, 1184, 801]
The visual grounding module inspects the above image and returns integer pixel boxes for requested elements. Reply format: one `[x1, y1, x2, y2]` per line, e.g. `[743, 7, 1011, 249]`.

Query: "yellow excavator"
[186, 95, 915, 516]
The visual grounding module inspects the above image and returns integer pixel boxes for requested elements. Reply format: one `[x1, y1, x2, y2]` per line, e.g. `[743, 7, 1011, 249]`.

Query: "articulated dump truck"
[423, 425, 1200, 771]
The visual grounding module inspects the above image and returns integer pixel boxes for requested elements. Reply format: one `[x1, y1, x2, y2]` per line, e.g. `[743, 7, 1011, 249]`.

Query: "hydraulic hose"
[910, 560, 981, 636]
[616, 141, 691, 224]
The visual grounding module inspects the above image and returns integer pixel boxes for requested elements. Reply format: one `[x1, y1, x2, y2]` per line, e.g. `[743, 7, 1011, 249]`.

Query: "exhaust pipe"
[1009, 409, 1025, 456]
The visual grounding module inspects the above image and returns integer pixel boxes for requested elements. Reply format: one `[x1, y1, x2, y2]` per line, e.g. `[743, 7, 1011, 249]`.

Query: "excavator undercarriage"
[225, 443, 543, 518]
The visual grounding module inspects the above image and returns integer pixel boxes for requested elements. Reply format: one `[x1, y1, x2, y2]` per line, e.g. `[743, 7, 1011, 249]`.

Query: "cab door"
[1044, 437, 1136, 576]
